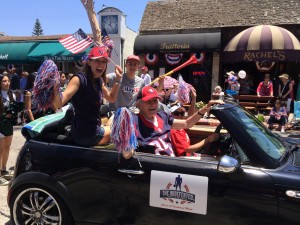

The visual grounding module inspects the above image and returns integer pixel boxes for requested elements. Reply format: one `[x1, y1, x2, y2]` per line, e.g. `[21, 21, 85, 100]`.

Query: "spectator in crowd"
[212, 85, 224, 100]
[168, 83, 179, 106]
[107, 55, 145, 112]
[278, 73, 293, 114]
[0, 74, 16, 185]
[54, 46, 123, 146]
[59, 71, 67, 92]
[140, 66, 151, 86]
[257, 73, 273, 97]
[267, 99, 287, 133]
[225, 71, 240, 95]
[239, 73, 253, 95]
[120, 86, 223, 159]
[23, 73, 37, 123]
[9, 68, 21, 102]
[20, 71, 29, 93]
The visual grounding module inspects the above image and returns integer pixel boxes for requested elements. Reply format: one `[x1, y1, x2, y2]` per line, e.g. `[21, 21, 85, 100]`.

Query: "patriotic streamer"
[110, 107, 138, 154]
[33, 60, 61, 112]
[177, 75, 191, 104]
[164, 53, 183, 66]
[191, 52, 205, 64]
[145, 53, 159, 65]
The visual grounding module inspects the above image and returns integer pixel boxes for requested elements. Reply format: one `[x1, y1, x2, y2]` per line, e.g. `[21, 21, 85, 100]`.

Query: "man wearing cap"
[121, 86, 223, 159]
[140, 66, 151, 86]
[278, 73, 293, 113]
[106, 54, 145, 112]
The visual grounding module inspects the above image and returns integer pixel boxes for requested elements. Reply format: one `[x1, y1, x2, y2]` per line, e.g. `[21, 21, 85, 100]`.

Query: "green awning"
[27, 41, 92, 62]
[0, 42, 39, 64]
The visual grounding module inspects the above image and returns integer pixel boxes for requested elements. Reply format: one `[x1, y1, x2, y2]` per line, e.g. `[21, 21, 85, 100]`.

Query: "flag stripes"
[59, 29, 93, 54]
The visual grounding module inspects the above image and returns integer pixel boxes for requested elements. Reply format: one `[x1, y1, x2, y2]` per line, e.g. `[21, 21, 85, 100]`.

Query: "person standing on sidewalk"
[0, 74, 16, 185]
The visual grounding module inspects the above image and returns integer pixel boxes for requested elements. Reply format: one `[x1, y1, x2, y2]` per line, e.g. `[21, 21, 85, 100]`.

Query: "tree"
[32, 19, 44, 36]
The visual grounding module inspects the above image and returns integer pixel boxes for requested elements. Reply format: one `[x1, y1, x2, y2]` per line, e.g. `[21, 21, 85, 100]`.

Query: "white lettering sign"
[150, 170, 208, 215]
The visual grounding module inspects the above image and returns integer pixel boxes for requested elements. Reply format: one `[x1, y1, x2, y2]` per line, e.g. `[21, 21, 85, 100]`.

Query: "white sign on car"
[150, 170, 208, 215]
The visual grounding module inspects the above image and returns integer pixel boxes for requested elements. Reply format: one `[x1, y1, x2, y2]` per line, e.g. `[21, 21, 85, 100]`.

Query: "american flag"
[59, 29, 93, 54]
[101, 28, 114, 57]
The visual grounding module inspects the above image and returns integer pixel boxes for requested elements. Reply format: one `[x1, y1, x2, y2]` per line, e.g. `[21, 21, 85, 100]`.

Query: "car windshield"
[221, 105, 286, 160]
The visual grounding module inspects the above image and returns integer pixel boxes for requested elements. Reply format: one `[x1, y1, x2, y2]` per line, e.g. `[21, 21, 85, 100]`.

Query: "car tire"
[9, 185, 73, 225]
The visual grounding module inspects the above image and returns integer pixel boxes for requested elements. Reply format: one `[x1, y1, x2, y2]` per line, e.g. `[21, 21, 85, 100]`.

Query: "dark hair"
[24, 73, 36, 91]
[0, 74, 14, 114]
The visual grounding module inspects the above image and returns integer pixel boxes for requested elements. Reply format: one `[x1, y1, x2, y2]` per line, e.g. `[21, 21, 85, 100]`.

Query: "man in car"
[121, 86, 223, 159]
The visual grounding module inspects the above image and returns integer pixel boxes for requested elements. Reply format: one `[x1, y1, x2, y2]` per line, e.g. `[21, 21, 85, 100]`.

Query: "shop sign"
[244, 50, 285, 61]
[160, 43, 190, 51]
[0, 54, 8, 59]
[43, 55, 75, 61]
[193, 71, 206, 76]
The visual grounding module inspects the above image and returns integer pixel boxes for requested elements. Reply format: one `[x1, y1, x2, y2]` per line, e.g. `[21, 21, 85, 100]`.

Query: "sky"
[0, 0, 155, 36]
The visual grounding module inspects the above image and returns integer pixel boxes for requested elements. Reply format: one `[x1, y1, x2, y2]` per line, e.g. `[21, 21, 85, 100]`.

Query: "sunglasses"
[173, 111, 185, 116]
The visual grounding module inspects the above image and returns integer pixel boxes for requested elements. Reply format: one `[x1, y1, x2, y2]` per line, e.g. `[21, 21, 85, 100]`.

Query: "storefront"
[0, 41, 91, 73]
[134, 32, 221, 102]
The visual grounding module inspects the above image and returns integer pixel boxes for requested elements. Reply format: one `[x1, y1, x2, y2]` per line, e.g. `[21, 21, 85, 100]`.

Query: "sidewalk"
[0, 126, 25, 225]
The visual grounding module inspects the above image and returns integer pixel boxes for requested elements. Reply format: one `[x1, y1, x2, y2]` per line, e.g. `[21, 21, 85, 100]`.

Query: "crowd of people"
[224, 70, 296, 133]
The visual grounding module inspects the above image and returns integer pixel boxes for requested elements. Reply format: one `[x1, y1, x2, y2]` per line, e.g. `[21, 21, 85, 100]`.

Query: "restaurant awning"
[27, 41, 92, 62]
[223, 25, 300, 62]
[0, 42, 39, 64]
[134, 33, 221, 54]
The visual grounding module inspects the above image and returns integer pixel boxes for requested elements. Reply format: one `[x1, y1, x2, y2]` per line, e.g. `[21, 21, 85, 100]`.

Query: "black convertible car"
[7, 101, 300, 225]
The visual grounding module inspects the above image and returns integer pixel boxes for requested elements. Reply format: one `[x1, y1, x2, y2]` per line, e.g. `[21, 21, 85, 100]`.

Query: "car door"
[111, 153, 278, 225]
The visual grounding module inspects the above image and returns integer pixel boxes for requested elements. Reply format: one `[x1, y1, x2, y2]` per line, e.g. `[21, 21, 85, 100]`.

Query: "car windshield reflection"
[222, 106, 285, 160]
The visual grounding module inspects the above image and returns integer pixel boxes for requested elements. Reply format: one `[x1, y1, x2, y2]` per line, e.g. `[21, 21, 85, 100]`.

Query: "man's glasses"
[173, 111, 185, 116]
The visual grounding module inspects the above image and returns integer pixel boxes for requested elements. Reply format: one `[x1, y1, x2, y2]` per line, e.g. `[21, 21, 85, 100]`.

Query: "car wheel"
[10, 185, 73, 225]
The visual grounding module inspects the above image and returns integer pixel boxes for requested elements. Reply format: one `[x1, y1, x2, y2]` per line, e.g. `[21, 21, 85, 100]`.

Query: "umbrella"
[154, 76, 178, 89]
[223, 25, 300, 62]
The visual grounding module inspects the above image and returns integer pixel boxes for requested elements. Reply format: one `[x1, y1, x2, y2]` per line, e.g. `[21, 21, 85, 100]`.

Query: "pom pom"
[110, 107, 138, 154]
[32, 60, 61, 112]
[177, 75, 192, 104]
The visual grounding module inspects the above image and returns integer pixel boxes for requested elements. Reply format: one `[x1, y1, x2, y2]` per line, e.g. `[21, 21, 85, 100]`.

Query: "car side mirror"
[217, 155, 240, 173]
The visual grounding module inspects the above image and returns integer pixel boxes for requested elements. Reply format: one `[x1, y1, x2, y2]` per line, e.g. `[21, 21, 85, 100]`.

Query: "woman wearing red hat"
[55, 46, 123, 146]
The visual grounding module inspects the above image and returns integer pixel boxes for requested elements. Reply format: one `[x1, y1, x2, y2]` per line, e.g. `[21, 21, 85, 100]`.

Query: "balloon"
[238, 70, 246, 79]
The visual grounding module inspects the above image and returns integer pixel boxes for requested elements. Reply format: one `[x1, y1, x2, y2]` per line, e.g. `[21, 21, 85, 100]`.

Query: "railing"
[233, 95, 276, 112]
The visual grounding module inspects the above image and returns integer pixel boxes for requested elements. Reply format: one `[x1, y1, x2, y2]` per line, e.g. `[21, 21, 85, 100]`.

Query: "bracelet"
[197, 110, 205, 116]
[114, 81, 120, 85]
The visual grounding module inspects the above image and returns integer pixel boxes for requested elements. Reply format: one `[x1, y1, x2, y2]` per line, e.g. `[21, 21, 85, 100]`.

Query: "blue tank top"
[71, 73, 103, 138]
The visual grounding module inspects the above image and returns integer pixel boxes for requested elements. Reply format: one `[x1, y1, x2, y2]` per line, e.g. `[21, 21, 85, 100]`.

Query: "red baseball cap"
[126, 55, 140, 62]
[141, 66, 148, 71]
[139, 86, 161, 101]
[88, 46, 109, 60]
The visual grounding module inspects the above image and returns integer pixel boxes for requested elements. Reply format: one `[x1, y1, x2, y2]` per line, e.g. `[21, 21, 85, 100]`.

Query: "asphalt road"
[0, 126, 25, 225]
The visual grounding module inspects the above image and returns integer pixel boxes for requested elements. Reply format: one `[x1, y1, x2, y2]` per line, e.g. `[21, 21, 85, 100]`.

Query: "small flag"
[59, 29, 93, 54]
[101, 28, 114, 57]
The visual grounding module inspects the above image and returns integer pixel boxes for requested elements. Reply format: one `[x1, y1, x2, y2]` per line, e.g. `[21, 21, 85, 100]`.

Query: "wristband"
[197, 110, 205, 116]
[114, 81, 120, 85]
